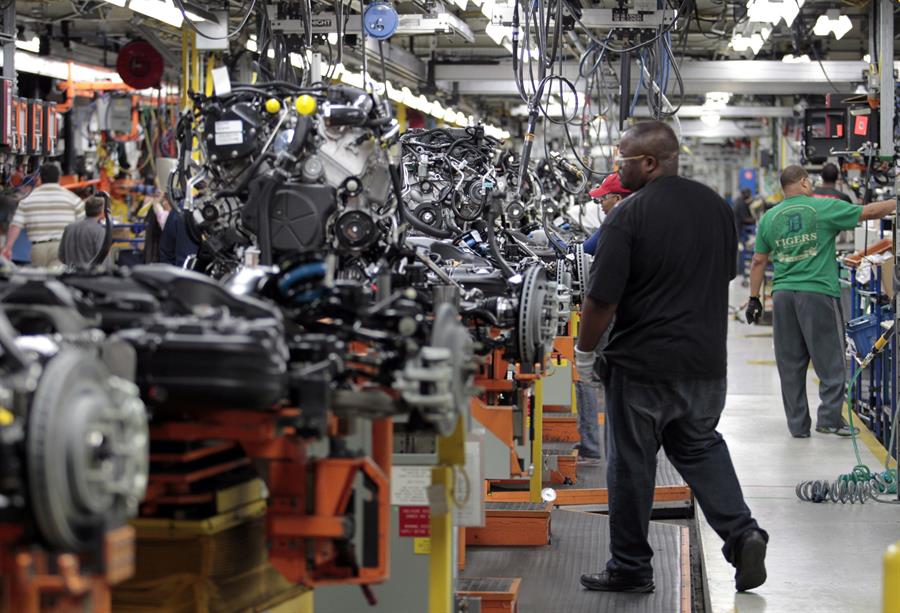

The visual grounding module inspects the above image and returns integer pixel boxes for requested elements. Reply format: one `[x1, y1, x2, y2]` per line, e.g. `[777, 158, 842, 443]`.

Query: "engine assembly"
[0, 277, 148, 555]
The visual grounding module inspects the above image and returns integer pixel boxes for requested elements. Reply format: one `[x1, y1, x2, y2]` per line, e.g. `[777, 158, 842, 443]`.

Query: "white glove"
[574, 348, 597, 382]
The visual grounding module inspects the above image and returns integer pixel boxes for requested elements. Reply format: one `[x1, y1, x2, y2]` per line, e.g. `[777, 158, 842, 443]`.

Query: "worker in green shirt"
[746, 165, 896, 438]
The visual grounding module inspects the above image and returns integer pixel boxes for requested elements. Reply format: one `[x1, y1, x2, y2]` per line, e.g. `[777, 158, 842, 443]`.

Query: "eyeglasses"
[595, 192, 626, 202]
[613, 154, 649, 165]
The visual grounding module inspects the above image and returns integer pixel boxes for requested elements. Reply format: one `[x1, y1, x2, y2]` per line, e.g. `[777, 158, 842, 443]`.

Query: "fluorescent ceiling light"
[128, 0, 208, 28]
[700, 112, 721, 127]
[3, 51, 124, 83]
[782, 53, 811, 63]
[15, 37, 40, 53]
[101, 0, 128, 6]
[745, 0, 803, 27]
[129, 0, 184, 28]
[729, 26, 770, 56]
[485, 23, 507, 46]
[814, 10, 852, 40]
[704, 91, 732, 108]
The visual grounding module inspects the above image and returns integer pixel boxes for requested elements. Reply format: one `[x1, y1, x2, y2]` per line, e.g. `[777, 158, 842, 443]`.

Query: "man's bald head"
[616, 121, 680, 189]
[622, 121, 680, 162]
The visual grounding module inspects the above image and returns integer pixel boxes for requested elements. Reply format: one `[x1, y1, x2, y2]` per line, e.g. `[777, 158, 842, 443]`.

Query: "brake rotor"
[573, 242, 591, 305]
[426, 303, 475, 435]
[516, 265, 556, 366]
[27, 350, 148, 552]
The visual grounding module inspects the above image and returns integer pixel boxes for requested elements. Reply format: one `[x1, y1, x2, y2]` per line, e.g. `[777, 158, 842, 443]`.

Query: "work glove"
[574, 348, 597, 382]
[745, 297, 763, 325]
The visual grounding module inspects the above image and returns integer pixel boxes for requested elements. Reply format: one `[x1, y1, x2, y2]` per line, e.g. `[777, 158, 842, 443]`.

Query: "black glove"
[746, 297, 763, 324]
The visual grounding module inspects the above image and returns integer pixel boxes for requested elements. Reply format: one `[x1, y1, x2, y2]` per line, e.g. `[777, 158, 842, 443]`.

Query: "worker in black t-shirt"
[573, 121, 768, 595]
[813, 163, 853, 203]
[733, 188, 755, 228]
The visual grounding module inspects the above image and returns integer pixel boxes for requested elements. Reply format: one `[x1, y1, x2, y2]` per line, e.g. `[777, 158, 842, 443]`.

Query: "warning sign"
[398, 505, 430, 537]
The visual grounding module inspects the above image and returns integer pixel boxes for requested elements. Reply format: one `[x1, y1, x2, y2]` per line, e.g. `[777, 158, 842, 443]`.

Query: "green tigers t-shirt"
[755, 194, 862, 297]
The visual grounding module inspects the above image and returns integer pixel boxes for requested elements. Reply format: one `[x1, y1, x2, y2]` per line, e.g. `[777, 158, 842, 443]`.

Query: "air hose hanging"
[795, 325, 899, 504]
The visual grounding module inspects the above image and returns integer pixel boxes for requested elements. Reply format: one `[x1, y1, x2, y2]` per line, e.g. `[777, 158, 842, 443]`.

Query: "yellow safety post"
[529, 377, 544, 503]
[180, 29, 194, 109]
[204, 55, 215, 97]
[571, 379, 578, 415]
[570, 311, 580, 414]
[191, 33, 200, 98]
[429, 418, 465, 613]
[397, 103, 408, 132]
[885, 541, 900, 612]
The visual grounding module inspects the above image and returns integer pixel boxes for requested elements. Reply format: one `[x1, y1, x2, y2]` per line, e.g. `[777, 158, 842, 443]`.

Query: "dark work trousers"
[604, 367, 765, 579]
[772, 290, 847, 435]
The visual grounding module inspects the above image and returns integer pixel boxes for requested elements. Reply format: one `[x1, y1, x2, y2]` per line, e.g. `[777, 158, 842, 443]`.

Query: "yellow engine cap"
[295, 94, 317, 116]
[265, 98, 281, 114]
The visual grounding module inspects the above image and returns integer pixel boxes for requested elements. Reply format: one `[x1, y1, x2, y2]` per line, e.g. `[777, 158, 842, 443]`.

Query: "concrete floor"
[698, 285, 899, 613]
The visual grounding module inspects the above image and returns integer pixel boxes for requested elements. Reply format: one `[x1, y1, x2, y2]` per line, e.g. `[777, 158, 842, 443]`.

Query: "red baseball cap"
[589, 173, 632, 199]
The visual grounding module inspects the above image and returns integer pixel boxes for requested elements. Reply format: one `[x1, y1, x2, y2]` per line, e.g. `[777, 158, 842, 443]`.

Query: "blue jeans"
[575, 379, 603, 458]
[604, 367, 765, 579]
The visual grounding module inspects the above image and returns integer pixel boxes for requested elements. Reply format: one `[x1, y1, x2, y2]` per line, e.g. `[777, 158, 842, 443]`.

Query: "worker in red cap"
[583, 173, 632, 255]
[573, 172, 634, 469]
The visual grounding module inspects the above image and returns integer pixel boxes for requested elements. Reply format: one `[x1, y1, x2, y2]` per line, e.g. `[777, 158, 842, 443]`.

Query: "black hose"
[390, 164, 453, 239]
[486, 202, 515, 279]
[89, 191, 113, 267]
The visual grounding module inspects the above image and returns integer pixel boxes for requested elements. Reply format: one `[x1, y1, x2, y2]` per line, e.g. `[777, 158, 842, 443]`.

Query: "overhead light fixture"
[813, 10, 852, 40]
[485, 23, 507, 46]
[704, 91, 732, 109]
[700, 112, 721, 127]
[15, 37, 40, 53]
[129, 0, 184, 27]
[745, 0, 804, 27]
[729, 26, 771, 56]
[100, 0, 128, 6]
[782, 53, 811, 63]
[128, 0, 208, 29]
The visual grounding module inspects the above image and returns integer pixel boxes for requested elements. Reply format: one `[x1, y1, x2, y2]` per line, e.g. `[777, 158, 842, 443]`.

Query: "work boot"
[734, 530, 767, 592]
[580, 570, 654, 593]
[577, 454, 602, 466]
[815, 423, 859, 437]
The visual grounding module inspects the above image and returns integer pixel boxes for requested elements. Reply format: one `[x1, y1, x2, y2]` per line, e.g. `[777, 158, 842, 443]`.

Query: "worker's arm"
[859, 198, 897, 221]
[1, 224, 22, 260]
[576, 297, 617, 353]
[749, 252, 769, 298]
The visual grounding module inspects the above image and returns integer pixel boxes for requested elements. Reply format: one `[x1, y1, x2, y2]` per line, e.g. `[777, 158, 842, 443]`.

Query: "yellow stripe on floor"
[746, 359, 777, 365]
[743, 333, 773, 338]
[842, 405, 898, 470]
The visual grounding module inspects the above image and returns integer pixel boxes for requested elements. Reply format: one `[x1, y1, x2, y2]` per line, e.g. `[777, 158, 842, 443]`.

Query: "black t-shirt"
[734, 195, 754, 226]
[587, 175, 737, 380]
[813, 186, 853, 203]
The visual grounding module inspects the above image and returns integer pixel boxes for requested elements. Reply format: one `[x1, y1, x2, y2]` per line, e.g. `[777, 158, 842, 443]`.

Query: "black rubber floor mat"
[561, 425, 685, 490]
[458, 577, 515, 592]
[485, 502, 548, 511]
[463, 510, 685, 613]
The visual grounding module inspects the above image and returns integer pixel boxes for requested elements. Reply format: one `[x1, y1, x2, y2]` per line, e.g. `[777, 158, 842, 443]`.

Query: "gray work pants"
[575, 379, 602, 458]
[604, 367, 764, 578]
[772, 290, 847, 435]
